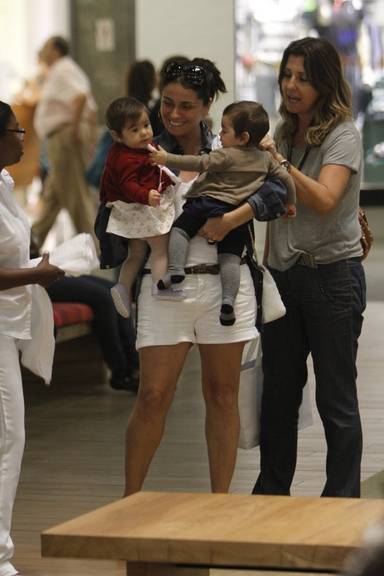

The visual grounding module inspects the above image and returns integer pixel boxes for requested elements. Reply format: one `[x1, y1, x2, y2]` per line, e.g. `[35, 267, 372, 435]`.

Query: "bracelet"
[279, 158, 291, 172]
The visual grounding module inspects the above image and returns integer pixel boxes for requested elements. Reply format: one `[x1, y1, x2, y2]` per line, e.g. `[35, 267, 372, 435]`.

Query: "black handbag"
[94, 202, 128, 269]
[245, 225, 263, 331]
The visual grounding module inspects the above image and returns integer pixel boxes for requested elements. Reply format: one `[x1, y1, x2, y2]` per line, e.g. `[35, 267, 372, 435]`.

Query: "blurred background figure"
[86, 58, 159, 190]
[126, 59, 157, 110]
[47, 274, 139, 392]
[31, 36, 97, 249]
[86, 60, 164, 189]
[6, 51, 48, 201]
[342, 522, 384, 576]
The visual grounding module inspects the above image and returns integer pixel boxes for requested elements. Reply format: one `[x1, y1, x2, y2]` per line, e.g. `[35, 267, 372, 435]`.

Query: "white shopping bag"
[261, 266, 286, 324]
[30, 233, 99, 276]
[238, 338, 263, 449]
[238, 337, 313, 449]
[19, 285, 55, 385]
[49, 233, 99, 275]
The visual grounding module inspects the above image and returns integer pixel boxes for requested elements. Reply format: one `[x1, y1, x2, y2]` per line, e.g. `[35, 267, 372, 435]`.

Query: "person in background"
[0, 101, 64, 576]
[32, 36, 97, 249]
[46, 274, 139, 392]
[342, 522, 384, 576]
[123, 57, 259, 497]
[86, 59, 160, 191]
[126, 59, 157, 111]
[202, 37, 366, 498]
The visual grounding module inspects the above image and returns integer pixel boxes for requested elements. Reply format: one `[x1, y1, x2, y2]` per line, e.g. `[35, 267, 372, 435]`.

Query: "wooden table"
[41, 492, 384, 575]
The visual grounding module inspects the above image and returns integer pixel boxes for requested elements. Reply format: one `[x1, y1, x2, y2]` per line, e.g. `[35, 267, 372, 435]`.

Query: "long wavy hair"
[276, 37, 352, 148]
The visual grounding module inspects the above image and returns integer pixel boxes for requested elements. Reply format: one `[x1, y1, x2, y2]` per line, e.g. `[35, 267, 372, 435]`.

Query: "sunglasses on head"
[164, 62, 206, 86]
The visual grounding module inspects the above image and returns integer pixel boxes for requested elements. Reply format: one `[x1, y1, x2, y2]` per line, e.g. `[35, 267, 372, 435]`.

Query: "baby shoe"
[111, 283, 131, 317]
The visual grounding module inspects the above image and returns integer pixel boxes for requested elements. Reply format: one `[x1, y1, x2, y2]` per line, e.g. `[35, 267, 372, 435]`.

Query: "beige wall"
[135, 0, 235, 133]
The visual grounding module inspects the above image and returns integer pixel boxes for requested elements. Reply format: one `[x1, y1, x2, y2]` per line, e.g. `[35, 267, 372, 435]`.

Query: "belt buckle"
[185, 264, 219, 274]
[298, 253, 317, 268]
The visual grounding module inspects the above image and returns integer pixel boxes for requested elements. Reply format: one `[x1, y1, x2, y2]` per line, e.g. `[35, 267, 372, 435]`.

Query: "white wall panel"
[135, 0, 235, 132]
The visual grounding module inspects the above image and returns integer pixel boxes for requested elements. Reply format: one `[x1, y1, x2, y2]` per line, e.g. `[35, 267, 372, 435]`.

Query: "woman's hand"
[259, 134, 278, 157]
[35, 253, 65, 288]
[259, 134, 286, 164]
[200, 213, 235, 243]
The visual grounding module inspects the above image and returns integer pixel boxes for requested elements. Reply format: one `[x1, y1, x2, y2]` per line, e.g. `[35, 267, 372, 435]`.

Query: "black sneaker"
[110, 374, 139, 393]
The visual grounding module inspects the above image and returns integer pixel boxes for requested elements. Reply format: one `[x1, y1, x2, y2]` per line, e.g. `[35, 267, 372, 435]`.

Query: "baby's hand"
[149, 145, 167, 166]
[259, 134, 277, 155]
[148, 189, 161, 207]
[284, 203, 296, 218]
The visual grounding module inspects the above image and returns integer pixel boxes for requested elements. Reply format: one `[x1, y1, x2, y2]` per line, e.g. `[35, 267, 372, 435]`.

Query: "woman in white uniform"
[0, 101, 64, 576]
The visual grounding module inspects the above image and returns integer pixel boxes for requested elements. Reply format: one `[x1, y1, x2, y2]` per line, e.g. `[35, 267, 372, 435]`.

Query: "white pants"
[0, 335, 25, 576]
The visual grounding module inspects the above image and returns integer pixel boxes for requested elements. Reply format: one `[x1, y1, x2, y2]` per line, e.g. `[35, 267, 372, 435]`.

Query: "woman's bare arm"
[261, 134, 351, 215]
[201, 202, 254, 243]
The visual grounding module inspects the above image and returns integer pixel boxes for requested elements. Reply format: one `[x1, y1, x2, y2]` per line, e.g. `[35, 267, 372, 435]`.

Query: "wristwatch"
[279, 158, 291, 172]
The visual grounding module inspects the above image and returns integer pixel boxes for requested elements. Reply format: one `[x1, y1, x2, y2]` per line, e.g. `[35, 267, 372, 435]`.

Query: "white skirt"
[106, 186, 175, 238]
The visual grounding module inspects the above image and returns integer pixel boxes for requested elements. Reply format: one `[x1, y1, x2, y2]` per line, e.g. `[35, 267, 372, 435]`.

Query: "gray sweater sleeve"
[164, 149, 229, 173]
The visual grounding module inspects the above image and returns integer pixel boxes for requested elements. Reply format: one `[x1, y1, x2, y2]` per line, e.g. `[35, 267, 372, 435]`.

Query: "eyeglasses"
[164, 62, 206, 86]
[4, 128, 26, 141]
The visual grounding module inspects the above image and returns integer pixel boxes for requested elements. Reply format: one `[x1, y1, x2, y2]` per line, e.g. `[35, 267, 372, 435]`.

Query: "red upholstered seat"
[52, 302, 94, 328]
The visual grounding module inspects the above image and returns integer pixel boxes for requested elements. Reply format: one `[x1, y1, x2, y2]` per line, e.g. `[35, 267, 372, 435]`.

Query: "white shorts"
[136, 264, 258, 348]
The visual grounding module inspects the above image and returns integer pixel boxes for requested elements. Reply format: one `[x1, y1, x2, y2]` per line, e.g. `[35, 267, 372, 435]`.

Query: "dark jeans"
[47, 275, 139, 379]
[253, 258, 366, 497]
[176, 197, 248, 257]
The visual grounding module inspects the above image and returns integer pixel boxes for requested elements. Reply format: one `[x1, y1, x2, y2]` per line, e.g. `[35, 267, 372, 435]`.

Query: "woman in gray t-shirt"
[203, 37, 366, 498]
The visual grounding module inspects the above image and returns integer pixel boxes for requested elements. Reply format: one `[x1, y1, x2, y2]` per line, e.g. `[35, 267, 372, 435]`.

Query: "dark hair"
[126, 60, 157, 107]
[160, 57, 227, 105]
[50, 36, 69, 56]
[106, 96, 148, 134]
[277, 37, 352, 146]
[223, 101, 269, 146]
[0, 101, 13, 134]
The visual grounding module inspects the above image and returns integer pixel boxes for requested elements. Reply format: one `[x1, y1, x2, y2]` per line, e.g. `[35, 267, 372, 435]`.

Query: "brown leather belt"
[296, 253, 317, 268]
[142, 256, 247, 276]
[296, 253, 362, 269]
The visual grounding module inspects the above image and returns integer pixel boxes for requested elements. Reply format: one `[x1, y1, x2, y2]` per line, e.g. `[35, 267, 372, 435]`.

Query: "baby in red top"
[100, 96, 181, 317]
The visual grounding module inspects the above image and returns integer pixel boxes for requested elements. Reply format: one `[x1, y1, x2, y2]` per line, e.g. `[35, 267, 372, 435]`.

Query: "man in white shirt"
[32, 36, 97, 248]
